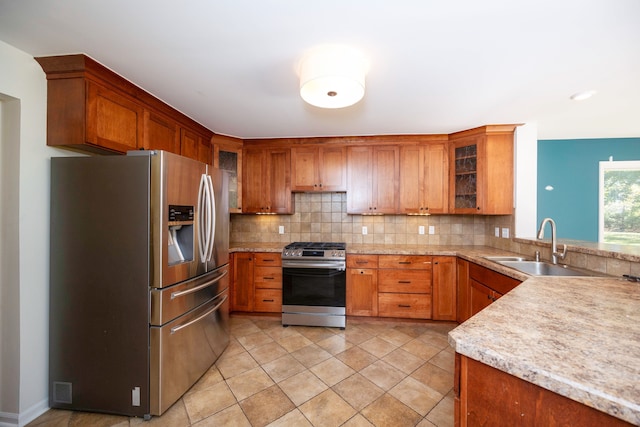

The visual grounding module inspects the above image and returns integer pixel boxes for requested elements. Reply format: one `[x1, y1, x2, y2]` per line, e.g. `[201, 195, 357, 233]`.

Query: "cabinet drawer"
[254, 289, 282, 313]
[255, 253, 282, 267]
[469, 263, 520, 295]
[378, 293, 431, 319]
[347, 254, 379, 268]
[378, 270, 431, 293]
[379, 255, 432, 270]
[254, 266, 282, 289]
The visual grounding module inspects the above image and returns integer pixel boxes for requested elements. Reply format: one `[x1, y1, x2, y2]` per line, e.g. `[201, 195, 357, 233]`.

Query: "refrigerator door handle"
[170, 294, 228, 334]
[206, 174, 216, 261]
[197, 173, 210, 263]
[170, 270, 228, 300]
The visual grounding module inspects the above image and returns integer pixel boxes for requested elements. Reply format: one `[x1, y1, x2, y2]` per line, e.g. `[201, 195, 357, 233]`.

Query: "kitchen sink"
[494, 260, 602, 277]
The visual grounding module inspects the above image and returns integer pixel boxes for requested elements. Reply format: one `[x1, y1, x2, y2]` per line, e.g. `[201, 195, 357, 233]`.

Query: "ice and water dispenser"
[167, 205, 194, 265]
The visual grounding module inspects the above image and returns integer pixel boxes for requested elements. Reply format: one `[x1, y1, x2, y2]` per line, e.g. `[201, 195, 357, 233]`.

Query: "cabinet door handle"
[262, 259, 276, 262]
[263, 299, 275, 302]
[398, 261, 411, 265]
[398, 281, 411, 284]
[356, 260, 369, 265]
[398, 304, 411, 308]
[263, 277, 275, 280]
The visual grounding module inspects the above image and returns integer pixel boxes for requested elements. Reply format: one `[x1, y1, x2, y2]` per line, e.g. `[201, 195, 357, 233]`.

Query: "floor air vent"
[52, 381, 72, 404]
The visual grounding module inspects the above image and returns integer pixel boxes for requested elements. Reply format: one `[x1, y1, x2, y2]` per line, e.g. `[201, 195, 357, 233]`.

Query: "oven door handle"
[282, 260, 346, 270]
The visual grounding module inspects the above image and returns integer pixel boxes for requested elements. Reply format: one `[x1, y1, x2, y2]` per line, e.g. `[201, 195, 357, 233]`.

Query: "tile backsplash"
[230, 192, 514, 245]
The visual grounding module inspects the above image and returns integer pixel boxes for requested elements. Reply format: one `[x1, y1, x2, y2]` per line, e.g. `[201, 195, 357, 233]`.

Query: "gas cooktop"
[282, 242, 346, 260]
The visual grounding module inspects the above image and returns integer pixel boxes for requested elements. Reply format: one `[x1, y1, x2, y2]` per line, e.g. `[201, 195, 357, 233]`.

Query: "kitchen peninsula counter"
[449, 275, 640, 425]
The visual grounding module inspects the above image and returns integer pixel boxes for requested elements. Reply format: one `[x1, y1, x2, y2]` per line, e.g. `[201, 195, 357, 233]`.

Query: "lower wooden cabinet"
[346, 255, 379, 316]
[230, 252, 282, 313]
[455, 354, 633, 426]
[432, 256, 457, 321]
[467, 262, 521, 317]
[377, 255, 432, 319]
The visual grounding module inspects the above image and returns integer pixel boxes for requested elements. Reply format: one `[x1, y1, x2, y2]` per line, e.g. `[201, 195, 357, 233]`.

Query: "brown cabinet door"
[242, 149, 265, 213]
[86, 81, 143, 152]
[143, 110, 180, 153]
[398, 145, 422, 214]
[291, 146, 319, 191]
[266, 148, 293, 214]
[180, 128, 200, 161]
[347, 268, 378, 316]
[378, 270, 431, 294]
[347, 146, 373, 213]
[423, 143, 449, 214]
[231, 253, 254, 312]
[319, 146, 347, 191]
[378, 293, 431, 319]
[371, 145, 399, 213]
[432, 256, 456, 321]
[470, 279, 497, 316]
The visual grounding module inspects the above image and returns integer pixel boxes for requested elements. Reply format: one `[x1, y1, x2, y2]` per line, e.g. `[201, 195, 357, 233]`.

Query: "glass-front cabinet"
[449, 125, 517, 215]
[213, 135, 243, 213]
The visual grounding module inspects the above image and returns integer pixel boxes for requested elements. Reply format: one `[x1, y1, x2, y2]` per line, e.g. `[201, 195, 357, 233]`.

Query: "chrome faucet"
[537, 217, 567, 264]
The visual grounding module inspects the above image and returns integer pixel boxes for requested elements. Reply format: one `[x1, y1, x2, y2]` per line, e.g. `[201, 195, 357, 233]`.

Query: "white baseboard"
[0, 398, 49, 427]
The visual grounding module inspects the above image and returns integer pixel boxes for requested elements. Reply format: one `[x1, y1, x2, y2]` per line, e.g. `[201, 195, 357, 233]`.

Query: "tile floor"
[28, 315, 457, 427]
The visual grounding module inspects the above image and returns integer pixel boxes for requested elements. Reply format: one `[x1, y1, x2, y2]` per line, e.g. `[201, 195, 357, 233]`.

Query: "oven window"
[282, 268, 346, 307]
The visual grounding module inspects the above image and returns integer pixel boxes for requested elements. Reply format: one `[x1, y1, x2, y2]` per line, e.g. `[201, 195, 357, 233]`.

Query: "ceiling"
[1, 0, 639, 140]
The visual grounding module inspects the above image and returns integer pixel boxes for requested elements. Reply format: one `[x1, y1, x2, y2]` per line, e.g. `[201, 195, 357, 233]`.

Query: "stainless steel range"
[281, 242, 346, 329]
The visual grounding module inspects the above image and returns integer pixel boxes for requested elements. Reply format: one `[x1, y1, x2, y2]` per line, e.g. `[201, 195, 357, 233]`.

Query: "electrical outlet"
[418, 225, 425, 235]
[278, 225, 284, 234]
[429, 225, 435, 235]
[362, 226, 368, 235]
[495, 227, 500, 237]
[502, 227, 510, 238]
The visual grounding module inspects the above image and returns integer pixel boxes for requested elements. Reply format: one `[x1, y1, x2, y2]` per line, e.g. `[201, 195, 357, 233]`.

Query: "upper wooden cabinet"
[399, 142, 449, 214]
[449, 125, 517, 214]
[347, 145, 399, 214]
[180, 128, 211, 165]
[291, 145, 347, 192]
[242, 147, 293, 214]
[36, 54, 213, 159]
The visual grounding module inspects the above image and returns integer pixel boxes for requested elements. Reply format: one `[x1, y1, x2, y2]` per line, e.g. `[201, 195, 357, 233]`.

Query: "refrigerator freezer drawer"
[149, 288, 229, 416]
[150, 266, 229, 326]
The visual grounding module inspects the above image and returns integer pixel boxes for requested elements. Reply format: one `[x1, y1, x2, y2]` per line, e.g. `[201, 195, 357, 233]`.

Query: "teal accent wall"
[537, 138, 640, 241]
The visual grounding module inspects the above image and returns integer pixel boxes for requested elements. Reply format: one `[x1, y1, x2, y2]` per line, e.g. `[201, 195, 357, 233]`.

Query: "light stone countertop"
[448, 276, 640, 425]
[230, 242, 639, 423]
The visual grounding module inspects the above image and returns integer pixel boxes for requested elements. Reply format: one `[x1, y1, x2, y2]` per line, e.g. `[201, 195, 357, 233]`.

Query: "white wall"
[0, 40, 68, 427]
[514, 123, 538, 238]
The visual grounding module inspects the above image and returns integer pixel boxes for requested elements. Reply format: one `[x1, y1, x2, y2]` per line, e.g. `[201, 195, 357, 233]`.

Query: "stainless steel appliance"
[49, 150, 229, 419]
[281, 242, 347, 329]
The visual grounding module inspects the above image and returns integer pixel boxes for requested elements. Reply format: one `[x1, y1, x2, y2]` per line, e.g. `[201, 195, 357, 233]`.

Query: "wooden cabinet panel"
[399, 143, 448, 214]
[470, 279, 498, 315]
[231, 252, 254, 312]
[319, 146, 347, 191]
[143, 110, 180, 153]
[180, 128, 211, 164]
[457, 355, 633, 427]
[378, 255, 432, 270]
[243, 148, 293, 213]
[469, 262, 520, 295]
[432, 256, 457, 321]
[291, 146, 318, 191]
[456, 258, 471, 323]
[254, 289, 282, 313]
[254, 267, 282, 288]
[214, 136, 243, 213]
[347, 145, 399, 214]
[87, 81, 143, 152]
[378, 270, 431, 294]
[347, 255, 378, 269]
[255, 252, 282, 266]
[346, 268, 378, 316]
[378, 293, 431, 319]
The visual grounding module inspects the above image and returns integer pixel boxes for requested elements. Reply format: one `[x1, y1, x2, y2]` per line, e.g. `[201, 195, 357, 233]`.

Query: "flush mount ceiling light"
[299, 45, 367, 109]
[570, 90, 597, 101]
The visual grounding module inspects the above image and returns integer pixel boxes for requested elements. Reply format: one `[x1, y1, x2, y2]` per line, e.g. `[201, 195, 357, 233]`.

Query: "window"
[599, 160, 640, 245]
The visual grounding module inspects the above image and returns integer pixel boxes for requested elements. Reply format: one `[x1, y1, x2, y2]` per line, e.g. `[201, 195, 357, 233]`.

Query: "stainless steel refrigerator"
[49, 150, 229, 419]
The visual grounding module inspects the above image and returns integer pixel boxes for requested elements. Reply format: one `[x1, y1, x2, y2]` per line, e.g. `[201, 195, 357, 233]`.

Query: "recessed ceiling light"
[570, 90, 596, 101]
